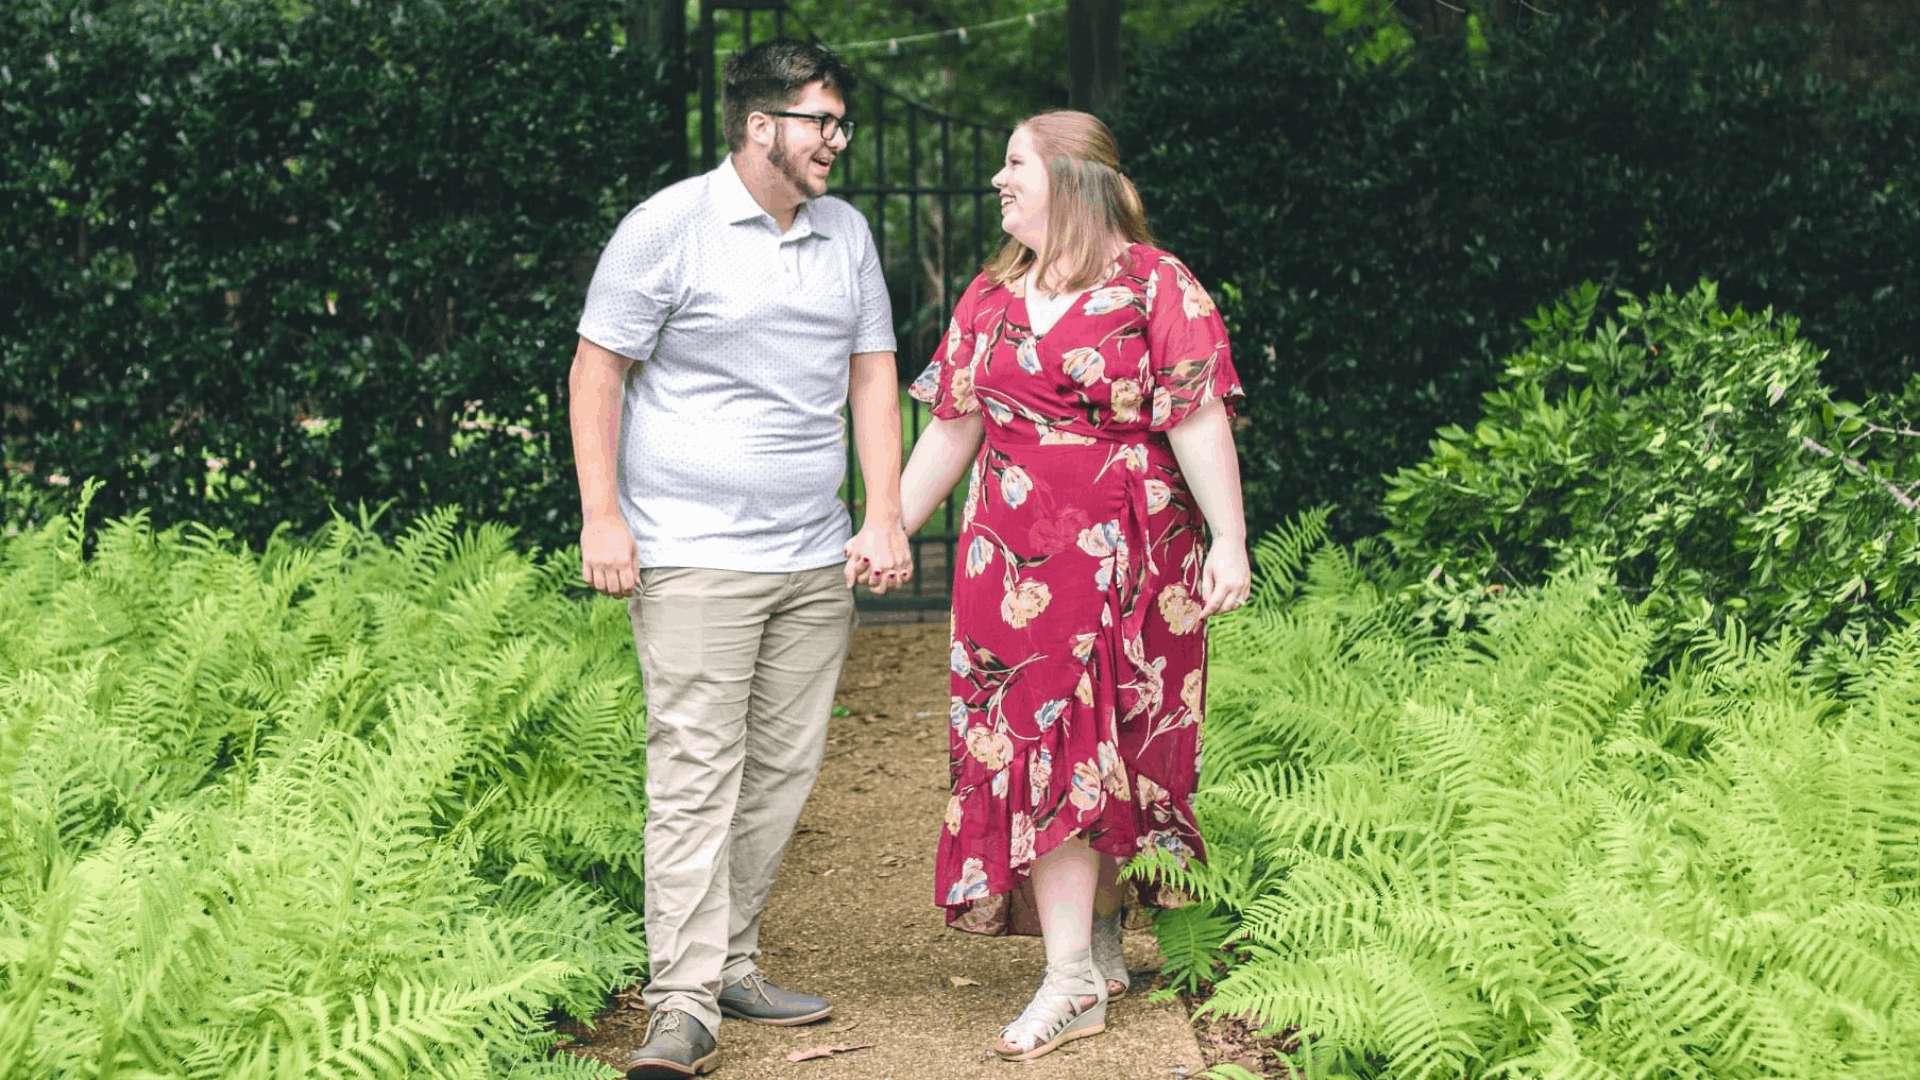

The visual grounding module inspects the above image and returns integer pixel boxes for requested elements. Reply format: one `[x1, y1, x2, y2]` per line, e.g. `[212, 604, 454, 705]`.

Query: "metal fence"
[700, 2, 1009, 611]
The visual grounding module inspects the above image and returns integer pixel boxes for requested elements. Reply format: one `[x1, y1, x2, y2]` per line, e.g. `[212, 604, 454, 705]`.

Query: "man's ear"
[744, 112, 774, 154]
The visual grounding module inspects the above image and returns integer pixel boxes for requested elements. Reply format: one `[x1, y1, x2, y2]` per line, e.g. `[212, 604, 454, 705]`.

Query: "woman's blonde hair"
[985, 109, 1155, 293]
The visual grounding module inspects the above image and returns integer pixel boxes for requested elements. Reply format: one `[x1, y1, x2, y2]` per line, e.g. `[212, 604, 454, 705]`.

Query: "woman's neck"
[1030, 237, 1129, 295]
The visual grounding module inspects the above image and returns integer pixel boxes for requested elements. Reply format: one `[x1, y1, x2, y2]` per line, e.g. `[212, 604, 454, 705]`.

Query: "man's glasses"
[766, 111, 855, 142]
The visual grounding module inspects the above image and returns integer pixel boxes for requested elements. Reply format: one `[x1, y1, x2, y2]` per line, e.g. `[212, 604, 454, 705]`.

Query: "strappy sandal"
[994, 952, 1108, 1062]
[1093, 905, 1130, 998]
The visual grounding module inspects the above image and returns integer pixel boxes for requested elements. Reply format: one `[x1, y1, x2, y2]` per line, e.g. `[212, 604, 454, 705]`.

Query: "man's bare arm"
[569, 336, 638, 598]
[844, 350, 912, 589]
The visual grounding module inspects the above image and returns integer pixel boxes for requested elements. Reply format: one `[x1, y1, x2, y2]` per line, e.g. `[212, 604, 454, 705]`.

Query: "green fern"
[0, 503, 647, 1078]
[1150, 902, 1238, 997]
[1163, 515, 1920, 1079]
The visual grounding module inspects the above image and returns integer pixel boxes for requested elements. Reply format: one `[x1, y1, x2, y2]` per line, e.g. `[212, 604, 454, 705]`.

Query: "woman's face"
[993, 126, 1049, 251]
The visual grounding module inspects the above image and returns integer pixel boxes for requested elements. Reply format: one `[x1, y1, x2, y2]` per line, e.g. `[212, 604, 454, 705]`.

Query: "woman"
[861, 109, 1248, 1060]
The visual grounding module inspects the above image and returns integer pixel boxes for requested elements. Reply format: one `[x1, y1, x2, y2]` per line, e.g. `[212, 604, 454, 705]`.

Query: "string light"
[715, 7, 1066, 56]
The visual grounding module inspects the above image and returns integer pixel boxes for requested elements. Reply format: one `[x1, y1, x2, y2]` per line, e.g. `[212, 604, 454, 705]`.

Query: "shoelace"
[649, 1011, 683, 1040]
[733, 971, 776, 1006]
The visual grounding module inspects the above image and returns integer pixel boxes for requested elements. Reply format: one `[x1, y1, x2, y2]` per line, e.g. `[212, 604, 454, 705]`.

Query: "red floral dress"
[909, 243, 1243, 935]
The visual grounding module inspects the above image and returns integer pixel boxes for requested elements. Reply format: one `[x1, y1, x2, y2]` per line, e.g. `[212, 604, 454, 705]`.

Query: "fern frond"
[1150, 903, 1236, 995]
[1487, 1025, 1629, 1080]
[1199, 1064, 1265, 1080]
[1247, 507, 1330, 608]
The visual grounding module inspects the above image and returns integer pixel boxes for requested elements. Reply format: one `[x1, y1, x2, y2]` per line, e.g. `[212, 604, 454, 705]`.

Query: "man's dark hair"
[722, 38, 859, 153]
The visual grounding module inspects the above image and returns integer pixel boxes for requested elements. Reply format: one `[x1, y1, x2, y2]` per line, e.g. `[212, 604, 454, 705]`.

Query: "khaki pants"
[628, 564, 855, 1035]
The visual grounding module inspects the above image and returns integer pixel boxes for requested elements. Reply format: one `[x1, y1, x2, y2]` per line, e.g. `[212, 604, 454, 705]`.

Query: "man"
[568, 38, 911, 1080]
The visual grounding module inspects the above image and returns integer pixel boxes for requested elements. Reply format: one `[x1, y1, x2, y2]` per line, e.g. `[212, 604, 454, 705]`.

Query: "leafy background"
[8, 0, 1917, 552]
[1119, 0, 1920, 540]
[7, 1, 1920, 1078]
[3, 0, 673, 552]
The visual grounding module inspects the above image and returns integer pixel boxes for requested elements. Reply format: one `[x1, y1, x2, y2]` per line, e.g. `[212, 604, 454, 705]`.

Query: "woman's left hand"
[1197, 540, 1252, 619]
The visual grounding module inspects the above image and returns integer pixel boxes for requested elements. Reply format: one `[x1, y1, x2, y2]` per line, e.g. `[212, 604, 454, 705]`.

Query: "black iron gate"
[698, 2, 1010, 611]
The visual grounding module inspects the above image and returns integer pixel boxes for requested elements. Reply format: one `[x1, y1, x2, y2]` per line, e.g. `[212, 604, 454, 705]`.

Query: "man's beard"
[769, 127, 828, 199]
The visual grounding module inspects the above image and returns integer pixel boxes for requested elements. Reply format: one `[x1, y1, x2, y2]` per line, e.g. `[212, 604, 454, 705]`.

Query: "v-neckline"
[1012, 245, 1136, 342]
[1023, 273, 1085, 341]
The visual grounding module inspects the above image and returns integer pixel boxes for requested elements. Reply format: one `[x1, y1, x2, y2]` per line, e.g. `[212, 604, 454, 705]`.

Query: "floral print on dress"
[1001, 580, 1051, 629]
[911, 244, 1242, 936]
[947, 857, 990, 903]
[1157, 583, 1204, 636]
[1062, 347, 1104, 385]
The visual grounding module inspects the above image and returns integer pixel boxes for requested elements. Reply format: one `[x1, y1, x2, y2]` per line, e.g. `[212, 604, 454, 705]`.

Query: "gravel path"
[567, 621, 1208, 1080]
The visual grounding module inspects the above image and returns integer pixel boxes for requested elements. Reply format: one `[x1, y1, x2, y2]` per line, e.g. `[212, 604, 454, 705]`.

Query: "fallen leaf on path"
[787, 1043, 874, 1062]
[948, 976, 982, 988]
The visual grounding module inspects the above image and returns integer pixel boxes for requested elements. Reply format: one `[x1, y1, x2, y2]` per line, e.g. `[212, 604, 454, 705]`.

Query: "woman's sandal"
[1093, 905, 1130, 998]
[994, 954, 1109, 1062]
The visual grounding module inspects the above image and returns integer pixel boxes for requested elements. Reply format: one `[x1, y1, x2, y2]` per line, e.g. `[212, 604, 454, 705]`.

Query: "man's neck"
[734, 155, 806, 234]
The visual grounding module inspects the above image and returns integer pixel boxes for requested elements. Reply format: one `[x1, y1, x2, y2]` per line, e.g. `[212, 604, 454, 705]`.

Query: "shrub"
[1139, 515, 1920, 1079]
[1382, 279, 1920, 678]
[1115, 0, 1920, 541]
[1, 0, 674, 551]
[0, 488, 648, 1077]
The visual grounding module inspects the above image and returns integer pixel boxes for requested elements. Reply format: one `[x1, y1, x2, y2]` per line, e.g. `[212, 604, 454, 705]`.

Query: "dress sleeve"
[908, 273, 987, 420]
[1144, 254, 1243, 432]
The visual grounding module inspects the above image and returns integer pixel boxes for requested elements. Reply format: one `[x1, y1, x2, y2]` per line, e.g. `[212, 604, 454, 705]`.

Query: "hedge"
[2, 0, 674, 551]
[1116, 0, 1920, 541]
[11, 0, 1918, 555]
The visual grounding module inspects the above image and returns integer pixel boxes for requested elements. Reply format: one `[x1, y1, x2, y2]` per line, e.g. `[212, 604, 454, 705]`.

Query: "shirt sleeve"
[1144, 253, 1243, 432]
[908, 274, 987, 420]
[576, 203, 682, 363]
[850, 215, 897, 355]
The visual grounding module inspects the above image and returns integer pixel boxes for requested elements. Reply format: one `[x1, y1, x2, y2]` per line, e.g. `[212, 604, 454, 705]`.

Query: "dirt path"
[567, 621, 1208, 1080]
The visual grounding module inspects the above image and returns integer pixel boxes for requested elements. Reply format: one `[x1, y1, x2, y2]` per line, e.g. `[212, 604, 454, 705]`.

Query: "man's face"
[765, 81, 848, 201]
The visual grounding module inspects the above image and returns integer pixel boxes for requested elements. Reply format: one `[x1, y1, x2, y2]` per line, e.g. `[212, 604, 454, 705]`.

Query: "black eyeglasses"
[766, 110, 855, 142]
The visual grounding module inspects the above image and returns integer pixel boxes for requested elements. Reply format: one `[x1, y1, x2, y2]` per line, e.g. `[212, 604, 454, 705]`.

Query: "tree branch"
[1800, 437, 1920, 513]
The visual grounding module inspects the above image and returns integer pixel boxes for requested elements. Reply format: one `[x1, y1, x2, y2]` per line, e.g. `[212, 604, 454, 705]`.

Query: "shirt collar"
[713, 155, 830, 239]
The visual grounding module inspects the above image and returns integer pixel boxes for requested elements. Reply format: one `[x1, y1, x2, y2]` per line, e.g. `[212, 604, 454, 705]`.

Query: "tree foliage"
[768, 0, 1235, 125]
[1115, 0, 1920, 541]
[0, 487, 647, 1078]
[1383, 280, 1920, 680]
[1, 0, 673, 550]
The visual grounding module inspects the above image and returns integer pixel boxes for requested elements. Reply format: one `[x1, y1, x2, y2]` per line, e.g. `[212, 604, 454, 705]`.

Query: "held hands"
[580, 514, 640, 599]
[844, 519, 913, 593]
[1197, 539, 1252, 619]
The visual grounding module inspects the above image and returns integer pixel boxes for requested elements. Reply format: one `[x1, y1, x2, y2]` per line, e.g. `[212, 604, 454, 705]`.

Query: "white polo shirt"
[578, 157, 896, 573]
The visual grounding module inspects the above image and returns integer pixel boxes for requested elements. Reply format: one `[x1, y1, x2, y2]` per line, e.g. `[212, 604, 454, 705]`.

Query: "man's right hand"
[581, 514, 639, 598]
